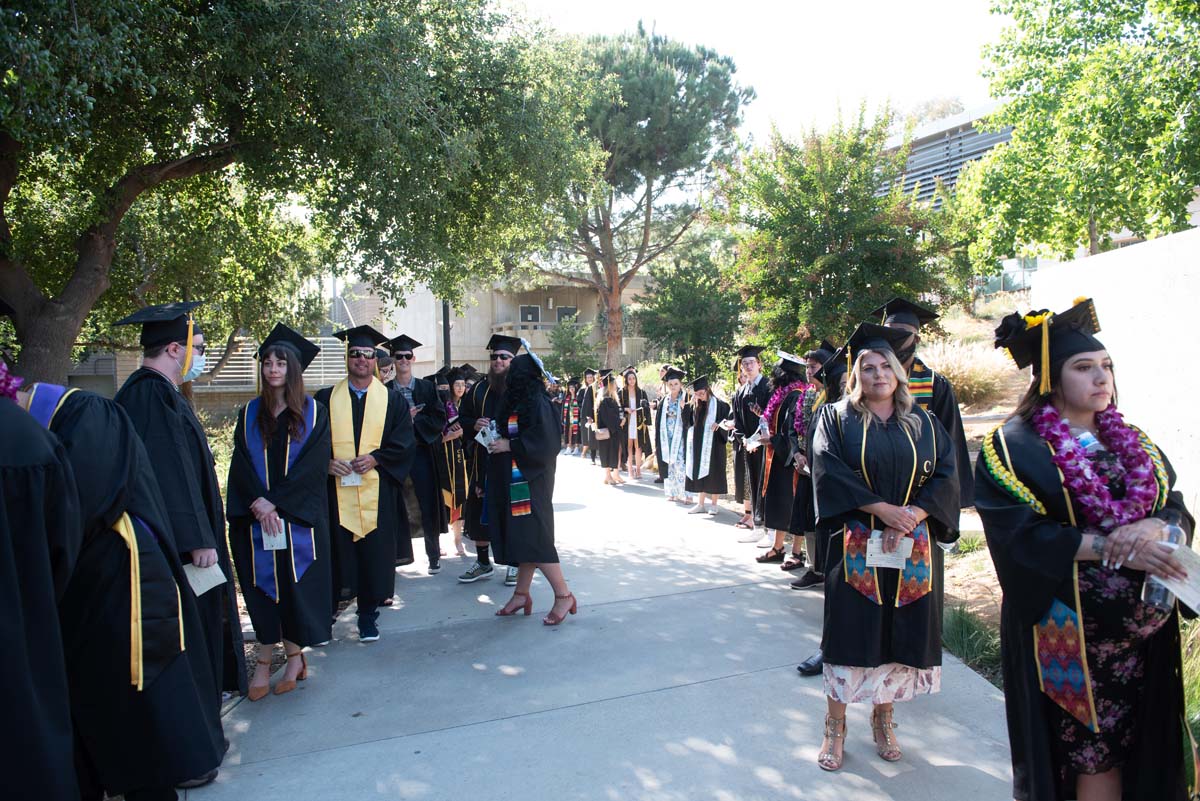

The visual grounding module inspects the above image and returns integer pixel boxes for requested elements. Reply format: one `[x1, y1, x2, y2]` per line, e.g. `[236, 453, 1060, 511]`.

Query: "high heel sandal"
[543, 592, 577, 626]
[817, 715, 846, 771]
[871, 708, 902, 762]
[274, 650, 307, 695]
[495, 591, 532, 617]
[248, 657, 272, 701]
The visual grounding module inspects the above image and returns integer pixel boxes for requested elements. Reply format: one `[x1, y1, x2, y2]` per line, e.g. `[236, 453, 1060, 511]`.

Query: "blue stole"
[27, 382, 76, 429]
[244, 396, 317, 601]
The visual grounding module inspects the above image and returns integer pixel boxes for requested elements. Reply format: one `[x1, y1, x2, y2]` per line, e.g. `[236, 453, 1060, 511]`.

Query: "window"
[519, 305, 541, 324]
[556, 306, 578, 322]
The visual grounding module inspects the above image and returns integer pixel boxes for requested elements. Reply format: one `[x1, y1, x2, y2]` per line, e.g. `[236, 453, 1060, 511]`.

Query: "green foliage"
[954, 532, 987, 556]
[726, 106, 953, 348]
[943, 604, 1003, 687]
[631, 226, 741, 380]
[1182, 620, 1200, 742]
[543, 318, 597, 382]
[958, 0, 1200, 270]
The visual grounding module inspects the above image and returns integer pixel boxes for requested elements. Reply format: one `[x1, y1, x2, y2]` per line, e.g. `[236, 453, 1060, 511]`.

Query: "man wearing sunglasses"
[315, 326, 415, 643]
[383, 334, 448, 574]
[456, 334, 522, 586]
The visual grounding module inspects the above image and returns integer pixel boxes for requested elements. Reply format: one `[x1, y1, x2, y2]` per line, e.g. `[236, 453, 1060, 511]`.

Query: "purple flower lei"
[0, 360, 21, 401]
[1032, 402, 1158, 533]
[763, 379, 808, 431]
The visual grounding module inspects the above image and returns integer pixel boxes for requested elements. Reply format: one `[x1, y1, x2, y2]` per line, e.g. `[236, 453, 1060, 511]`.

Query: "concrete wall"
[1031, 226, 1200, 511]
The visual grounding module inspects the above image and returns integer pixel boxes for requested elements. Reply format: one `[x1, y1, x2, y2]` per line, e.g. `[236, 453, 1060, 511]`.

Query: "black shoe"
[797, 650, 823, 676]
[177, 768, 219, 789]
[653, 477, 664, 484]
[358, 618, 380, 642]
[790, 570, 823, 590]
[428, 558, 441, 575]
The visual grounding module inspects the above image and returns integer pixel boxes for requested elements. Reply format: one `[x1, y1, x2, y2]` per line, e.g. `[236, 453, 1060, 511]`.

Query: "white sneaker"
[706, 507, 719, 516]
[738, 529, 761, 543]
[756, 533, 774, 548]
[687, 504, 706, 514]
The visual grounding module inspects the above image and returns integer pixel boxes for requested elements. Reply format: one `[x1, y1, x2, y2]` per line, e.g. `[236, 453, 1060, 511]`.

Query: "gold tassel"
[1038, 314, 1053, 395]
[181, 313, 195, 378]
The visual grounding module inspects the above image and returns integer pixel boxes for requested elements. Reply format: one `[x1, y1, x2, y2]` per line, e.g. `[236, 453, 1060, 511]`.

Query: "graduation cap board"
[487, 334, 523, 355]
[663, 367, 686, 383]
[993, 297, 1103, 395]
[816, 346, 848, 386]
[689, 375, 710, 392]
[621, 364, 637, 376]
[775, 350, 806, 377]
[736, 345, 766, 360]
[584, 368, 597, 377]
[258, 323, 320, 371]
[387, 334, 422, 354]
[115, 301, 205, 376]
[844, 323, 912, 374]
[871, 297, 939, 329]
[333, 325, 388, 350]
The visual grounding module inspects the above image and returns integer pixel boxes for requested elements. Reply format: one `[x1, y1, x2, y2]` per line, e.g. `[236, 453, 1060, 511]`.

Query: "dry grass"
[917, 340, 1013, 408]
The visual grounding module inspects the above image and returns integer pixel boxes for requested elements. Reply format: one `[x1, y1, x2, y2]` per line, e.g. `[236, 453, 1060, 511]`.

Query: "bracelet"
[1090, 534, 1105, 558]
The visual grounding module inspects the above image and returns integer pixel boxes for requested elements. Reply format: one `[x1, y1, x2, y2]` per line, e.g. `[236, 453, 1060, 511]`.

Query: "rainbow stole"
[842, 518, 933, 607]
[244, 396, 318, 602]
[908, 359, 934, 411]
[507, 414, 531, 517]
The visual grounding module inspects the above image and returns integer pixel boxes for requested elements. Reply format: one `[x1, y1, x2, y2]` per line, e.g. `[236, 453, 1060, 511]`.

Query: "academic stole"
[331, 378, 387, 540]
[507, 414, 531, 516]
[244, 396, 317, 601]
[28, 383, 184, 690]
[908, 359, 935, 411]
[443, 400, 463, 518]
[685, 397, 718, 480]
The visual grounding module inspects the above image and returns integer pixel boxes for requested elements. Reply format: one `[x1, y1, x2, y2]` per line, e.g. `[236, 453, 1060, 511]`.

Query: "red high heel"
[495, 591, 532, 617]
[543, 593, 578, 626]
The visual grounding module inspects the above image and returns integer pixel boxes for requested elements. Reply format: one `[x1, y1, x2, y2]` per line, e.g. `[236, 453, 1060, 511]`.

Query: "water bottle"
[1142, 523, 1185, 609]
[1073, 428, 1104, 454]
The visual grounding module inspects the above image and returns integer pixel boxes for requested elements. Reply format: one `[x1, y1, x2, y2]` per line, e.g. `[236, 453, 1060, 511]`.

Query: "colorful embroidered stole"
[908, 358, 935, 411]
[330, 378, 387, 540]
[507, 414, 531, 516]
[244, 396, 317, 601]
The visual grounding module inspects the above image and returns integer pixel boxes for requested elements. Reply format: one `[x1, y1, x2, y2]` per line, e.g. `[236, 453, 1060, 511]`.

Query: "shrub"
[943, 604, 1002, 687]
[918, 340, 1011, 407]
[955, 532, 986, 556]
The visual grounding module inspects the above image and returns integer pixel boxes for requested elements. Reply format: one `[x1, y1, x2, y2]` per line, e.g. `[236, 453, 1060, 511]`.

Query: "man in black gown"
[578, 368, 597, 464]
[731, 345, 772, 542]
[113, 303, 247, 720]
[384, 334, 448, 574]
[315, 325, 415, 642]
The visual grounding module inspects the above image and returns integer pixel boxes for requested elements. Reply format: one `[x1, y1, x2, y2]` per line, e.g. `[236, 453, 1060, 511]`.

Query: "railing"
[197, 335, 348, 390]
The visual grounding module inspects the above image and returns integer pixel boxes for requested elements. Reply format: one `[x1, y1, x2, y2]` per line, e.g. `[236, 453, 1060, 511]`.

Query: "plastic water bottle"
[1142, 523, 1185, 610]
[1073, 428, 1104, 453]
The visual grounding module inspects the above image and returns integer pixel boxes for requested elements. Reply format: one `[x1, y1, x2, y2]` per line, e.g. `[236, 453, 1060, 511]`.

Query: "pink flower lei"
[1031, 402, 1159, 533]
[0, 360, 21, 401]
[763, 379, 808, 431]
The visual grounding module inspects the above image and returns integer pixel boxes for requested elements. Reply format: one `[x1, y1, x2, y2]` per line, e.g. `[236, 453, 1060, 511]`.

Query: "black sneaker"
[358, 619, 380, 642]
[428, 558, 441, 575]
[177, 768, 219, 789]
[790, 570, 824, 590]
[458, 561, 494, 583]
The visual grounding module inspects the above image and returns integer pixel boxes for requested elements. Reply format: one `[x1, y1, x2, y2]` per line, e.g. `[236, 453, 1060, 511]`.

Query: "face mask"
[177, 350, 205, 383]
[894, 343, 917, 364]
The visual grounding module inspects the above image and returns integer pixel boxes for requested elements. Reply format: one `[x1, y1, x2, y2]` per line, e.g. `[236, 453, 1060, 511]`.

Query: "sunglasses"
[348, 349, 377, 359]
[490, 353, 513, 361]
[393, 352, 415, 360]
[177, 342, 207, 356]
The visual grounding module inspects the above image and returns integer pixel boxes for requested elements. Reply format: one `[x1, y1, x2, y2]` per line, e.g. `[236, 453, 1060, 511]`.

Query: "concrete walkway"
[193, 454, 1013, 801]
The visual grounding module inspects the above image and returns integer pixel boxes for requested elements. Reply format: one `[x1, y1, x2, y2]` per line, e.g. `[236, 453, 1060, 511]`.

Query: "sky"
[510, 0, 1009, 143]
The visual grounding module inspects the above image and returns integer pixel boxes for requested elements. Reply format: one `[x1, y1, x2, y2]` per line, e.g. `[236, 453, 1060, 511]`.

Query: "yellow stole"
[330, 377, 388, 540]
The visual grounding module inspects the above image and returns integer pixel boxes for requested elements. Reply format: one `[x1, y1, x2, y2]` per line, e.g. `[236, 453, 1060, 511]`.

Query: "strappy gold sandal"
[871, 707, 902, 762]
[818, 714, 846, 771]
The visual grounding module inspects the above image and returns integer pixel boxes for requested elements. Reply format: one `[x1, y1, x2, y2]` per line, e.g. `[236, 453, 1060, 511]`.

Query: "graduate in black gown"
[0, 367, 82, 801]
[618, 366, 653, 477]
[757, 353, 810, 565]
[228, 325, 332, 700]
[437, 369, 470, 557]
[682, 375, 733, 514]
[811, 323, 959, 772]
[314, 325, 415, 643]
[787, 343, 835, 577]
[595, 372, 624, 483]
[19, 380, 224, 800]
[732, 346, 772, 539]
[487, 352, 576, 625]
[975, 299, 1192, 801]
[578, 368, 598, 463]
[113, 302, 247, 704]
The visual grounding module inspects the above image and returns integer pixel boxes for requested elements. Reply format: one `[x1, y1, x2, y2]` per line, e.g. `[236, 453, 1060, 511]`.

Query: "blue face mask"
[176, 349, 206, 383]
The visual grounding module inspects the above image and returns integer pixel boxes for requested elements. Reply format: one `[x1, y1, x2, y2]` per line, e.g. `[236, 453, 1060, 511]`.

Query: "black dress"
[30, 386, 223, 796]
[0, 397, 82, 801]
[761, 387, 803, 532]
[812, 401, 959, 670]
[228, 398, 333, 647]
[975, 416, 1192, 801]
[595, 396, 623, 469]
[682, 397, 732, 495]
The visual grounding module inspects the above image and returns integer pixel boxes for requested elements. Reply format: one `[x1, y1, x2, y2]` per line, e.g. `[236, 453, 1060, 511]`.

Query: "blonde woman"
[595, 373, 624, 485]
[810, 323, 959, 771]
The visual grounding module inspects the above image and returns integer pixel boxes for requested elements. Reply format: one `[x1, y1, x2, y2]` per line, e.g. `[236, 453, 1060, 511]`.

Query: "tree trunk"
[1087, 213, 1099, 256]
[604, 282, 622, 368]
[13, 300, 87, 384]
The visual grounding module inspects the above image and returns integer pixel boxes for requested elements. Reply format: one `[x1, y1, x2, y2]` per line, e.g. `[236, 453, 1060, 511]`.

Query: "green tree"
[535, 23, 752, 367]
[726, 107, 950, 347]
[631, 226, 741, 379]
[543, 317, 597, 381]
[0, 0, 595, 382]
[959, 0, 1200, 271]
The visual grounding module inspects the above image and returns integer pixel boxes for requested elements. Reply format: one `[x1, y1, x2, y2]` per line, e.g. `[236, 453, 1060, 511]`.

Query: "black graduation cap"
[688, 375, 710, 392]
[774, 350, 807, 377]
[387, 334, 422, 354]
[258, 323, 320, 371]
[815, 346, 848, 387]
[567, 375, 581, 386]
[871, 297, 939, 329]
[993, 298, 1103, 395]
[598, 368, 614, 379]
[845, 323, 912, 363]
[459, 362, 478, 375]
[583, 368, 597, 377]
[487, 334, 523, 355]
[663, 367, 686, 382]
[114, 301, 204, 348]
[620, 364, 637, 376]
[736, 345, 765, 359]
[333, 325, 388, 350]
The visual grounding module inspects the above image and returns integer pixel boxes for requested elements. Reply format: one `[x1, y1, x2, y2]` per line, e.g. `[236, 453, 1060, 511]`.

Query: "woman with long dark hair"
[486, 353, 578, 625]
[228, 324, 332, 701]
[976, 299, 1192, 801]
[756, 355, 810, 564]
[619, 367, 653, 478]
[440, 368, 470, 557]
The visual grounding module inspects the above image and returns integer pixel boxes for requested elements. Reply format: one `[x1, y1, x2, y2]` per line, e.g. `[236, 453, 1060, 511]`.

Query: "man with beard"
[731, 346, 772, 542]
[456, 334, 522, 586]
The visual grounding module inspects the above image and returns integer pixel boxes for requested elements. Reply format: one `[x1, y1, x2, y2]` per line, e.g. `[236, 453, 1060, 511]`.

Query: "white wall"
[1031, 227, 1200, 512]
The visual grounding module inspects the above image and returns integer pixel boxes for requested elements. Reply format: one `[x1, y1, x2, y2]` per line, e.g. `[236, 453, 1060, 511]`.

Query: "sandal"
[817, 715, 846, 771]
[871, 707, 902, 762]
[756, 546, 786, 564]
[495, 591, 532, 617]
[781, 553, 806, 571]
[248, 657, 272, 701]
[734, 514, 753, 529]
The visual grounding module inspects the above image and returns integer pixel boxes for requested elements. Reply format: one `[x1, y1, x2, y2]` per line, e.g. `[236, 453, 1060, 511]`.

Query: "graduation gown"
[910, 357, 973, 504]
[789, 388, 819, 535]
[974, 417, 1192, 801]
[227, 400, 333, 647]
[595, 396, 623, 469]
[314, 381, 415, 611]
[458, 377, 503, 542]
[762, 387, 803, 532]
[114, 367, 247, 696]
[0, 398, 82, 801]
[437, 400, 468, 523]
[682, 397, 732, 494]
[733, 376, 772, 520]
[388, 376, 449, 549]
[488, 390, 561, 565]
[578, 383, 597, 450]
[812, 400, 959, 668]
[32, 386, 223, 795]
[618, 387, 653, 460]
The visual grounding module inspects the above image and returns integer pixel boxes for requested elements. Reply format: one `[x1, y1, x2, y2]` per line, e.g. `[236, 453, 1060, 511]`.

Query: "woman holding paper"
[228, 324, 333, 701]
[976, 298, 1192, 801]
[810, 323, 959, 771]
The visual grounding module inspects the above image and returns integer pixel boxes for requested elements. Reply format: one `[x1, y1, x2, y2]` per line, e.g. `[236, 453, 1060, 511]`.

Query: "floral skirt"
[1047, 563, 1170, 777]
[823, 663, 941, 705]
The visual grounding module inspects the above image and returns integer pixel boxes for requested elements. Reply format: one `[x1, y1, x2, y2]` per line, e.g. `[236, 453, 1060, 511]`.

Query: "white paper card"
[340, 472, 363, 487]
[475, 424, 499, 448]
[1152, 542, 1200, 614]
[865, 533, 915, 570]
[183, 563, 227, 596]
[744, 431, 763, 452]
[261, 525, 287, 552]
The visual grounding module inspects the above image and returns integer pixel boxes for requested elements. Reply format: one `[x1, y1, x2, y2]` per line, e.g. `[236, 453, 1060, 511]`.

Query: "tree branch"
[192, 326, 242, 385]
[534, 268, 603, 289]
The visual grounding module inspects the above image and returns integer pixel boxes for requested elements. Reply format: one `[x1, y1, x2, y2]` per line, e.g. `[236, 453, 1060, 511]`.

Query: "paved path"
[193, 454, 1013, 801]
